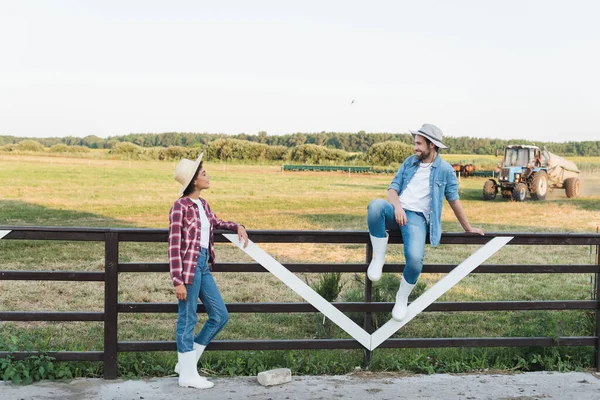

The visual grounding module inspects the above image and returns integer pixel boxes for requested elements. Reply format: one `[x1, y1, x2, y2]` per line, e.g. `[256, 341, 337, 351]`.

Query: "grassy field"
[1, 153, 599, 377]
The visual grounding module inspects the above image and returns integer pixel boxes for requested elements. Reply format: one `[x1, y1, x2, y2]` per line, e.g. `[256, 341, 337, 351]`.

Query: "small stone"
[257, 368, 292, 386]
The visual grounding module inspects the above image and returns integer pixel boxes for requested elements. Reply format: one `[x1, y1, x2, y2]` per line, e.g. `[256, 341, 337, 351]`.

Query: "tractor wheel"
[482, 179, 497, 200]
[501, 189, 512, 199]
[512, 182, 527, 202]
[530, 171, 548, 200]
[565, 177, 581, 198]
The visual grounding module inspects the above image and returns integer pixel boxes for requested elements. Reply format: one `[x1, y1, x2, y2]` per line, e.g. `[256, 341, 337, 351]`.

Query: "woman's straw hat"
[174, 153, 203, 197]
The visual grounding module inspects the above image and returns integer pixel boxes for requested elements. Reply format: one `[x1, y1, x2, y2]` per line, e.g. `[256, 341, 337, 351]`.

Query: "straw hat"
[174, 153, 203, 197]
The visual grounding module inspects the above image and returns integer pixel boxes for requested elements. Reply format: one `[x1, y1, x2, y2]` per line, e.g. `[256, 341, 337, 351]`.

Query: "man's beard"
[416, 148, 431, 161]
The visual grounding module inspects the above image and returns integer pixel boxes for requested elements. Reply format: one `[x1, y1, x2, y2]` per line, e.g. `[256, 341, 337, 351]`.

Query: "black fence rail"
[0, 226, 599, 379]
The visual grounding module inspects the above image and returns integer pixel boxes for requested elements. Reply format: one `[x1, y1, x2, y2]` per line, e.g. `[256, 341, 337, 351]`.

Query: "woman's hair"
[182, 161, 203, 196]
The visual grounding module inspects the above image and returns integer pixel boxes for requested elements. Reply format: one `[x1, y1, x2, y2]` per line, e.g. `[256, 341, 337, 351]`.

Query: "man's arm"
[386, 188, 401, 208]
[448, 199, 484, 235]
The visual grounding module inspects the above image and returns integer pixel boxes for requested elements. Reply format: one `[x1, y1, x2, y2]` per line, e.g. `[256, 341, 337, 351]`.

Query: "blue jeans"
[176, 248, 229, 352]
[367, 199, 427, 285]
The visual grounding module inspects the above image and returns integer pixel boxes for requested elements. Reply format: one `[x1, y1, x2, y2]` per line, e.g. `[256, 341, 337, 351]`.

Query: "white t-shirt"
[398, 163, 431, 221]
[192, 198, 210, 249]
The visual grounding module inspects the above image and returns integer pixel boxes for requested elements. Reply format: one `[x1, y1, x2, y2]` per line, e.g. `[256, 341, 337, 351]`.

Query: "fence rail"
[1, 226, 599, 378]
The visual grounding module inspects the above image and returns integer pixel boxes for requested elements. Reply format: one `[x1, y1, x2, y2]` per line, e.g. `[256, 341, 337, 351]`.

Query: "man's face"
[414, 134, 433, 161]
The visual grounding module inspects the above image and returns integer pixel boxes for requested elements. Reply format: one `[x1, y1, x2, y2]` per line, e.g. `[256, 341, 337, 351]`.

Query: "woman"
[169, 153, 248, 389]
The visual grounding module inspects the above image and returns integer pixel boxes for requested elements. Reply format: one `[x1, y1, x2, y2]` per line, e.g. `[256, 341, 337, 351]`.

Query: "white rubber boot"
[175, 342, 206, 374]
[367, 234, 389, 282]
[391, 276, 416, 321]
[177, 351, 214, 389]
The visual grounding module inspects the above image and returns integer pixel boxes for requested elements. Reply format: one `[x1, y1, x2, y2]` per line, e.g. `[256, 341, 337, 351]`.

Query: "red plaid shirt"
[168, 196, 239, 286]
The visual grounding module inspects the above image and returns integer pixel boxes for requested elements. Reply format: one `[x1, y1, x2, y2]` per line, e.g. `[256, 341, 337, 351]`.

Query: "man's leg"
[392, 210, 427, 320]
[366, 199, 400, 281]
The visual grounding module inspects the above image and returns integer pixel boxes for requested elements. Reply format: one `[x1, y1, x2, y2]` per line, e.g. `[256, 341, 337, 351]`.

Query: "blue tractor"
[482, 145, 580, 202]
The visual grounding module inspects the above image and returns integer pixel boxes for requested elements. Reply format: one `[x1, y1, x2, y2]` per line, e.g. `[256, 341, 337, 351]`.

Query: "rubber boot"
[175, 342, 206, 374]
[177, 351, 214, 389]
[367, 234, 389, 282]
[391, 276, 416, 321]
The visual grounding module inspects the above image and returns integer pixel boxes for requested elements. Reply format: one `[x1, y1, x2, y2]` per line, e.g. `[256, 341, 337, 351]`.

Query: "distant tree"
[257, 131, 268, 144]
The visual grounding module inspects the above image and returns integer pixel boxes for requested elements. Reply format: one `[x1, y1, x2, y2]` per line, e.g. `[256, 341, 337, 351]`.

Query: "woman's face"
[193, 167, 210, 191]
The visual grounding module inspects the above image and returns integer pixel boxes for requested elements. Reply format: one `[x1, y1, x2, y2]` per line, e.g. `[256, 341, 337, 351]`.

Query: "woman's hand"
[175, 284, 187, 301]
[238, 225, 249, 248]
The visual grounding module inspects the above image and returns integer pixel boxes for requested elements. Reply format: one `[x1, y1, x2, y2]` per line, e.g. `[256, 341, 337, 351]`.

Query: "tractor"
[482, 145, 581, 202]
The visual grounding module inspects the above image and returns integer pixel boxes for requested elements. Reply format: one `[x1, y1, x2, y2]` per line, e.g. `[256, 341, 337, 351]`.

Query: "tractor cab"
[503, 145, 543, 169]
[498, 145, 545, 185]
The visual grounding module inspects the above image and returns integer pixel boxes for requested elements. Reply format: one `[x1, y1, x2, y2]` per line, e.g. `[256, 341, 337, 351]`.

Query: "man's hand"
[465, 226, 485, 236]
[394, 206, 408, 226]
[237, 225, 249, 248]
[449, 200, 484, 236]
[175, 284, 187, 301]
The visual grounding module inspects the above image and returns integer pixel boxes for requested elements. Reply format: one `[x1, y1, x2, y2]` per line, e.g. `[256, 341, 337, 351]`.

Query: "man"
[366, 123, 484, 321]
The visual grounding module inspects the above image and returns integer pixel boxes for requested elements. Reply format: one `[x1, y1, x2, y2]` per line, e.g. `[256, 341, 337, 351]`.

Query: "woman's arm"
[207, 202, 248, 247]
[168, 201, 185, 286]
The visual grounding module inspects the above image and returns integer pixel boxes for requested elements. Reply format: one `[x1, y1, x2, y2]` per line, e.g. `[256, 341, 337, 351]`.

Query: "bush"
[264, 145, 289, 161]
[205, 139, 268, 162]
[289, 144, 350, 164]
[49, 144, 69, 152]
[312, 273, 343, 302]
[15, 140, 45, 152]
[66, 145, 90, 153]
[159, 146, 202, 161]
[365, 141, 413, 166]
[109, 142, 144, 160]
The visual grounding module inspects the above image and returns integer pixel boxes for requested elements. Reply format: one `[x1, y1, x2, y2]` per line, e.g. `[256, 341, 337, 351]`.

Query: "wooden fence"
[0, 227, 599, 379]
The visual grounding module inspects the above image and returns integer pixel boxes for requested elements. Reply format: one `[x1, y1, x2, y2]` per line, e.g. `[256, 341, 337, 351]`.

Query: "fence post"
[595, 242, 599, 371]
[104, 231, 119, 379]
[364, 242, 374, 368]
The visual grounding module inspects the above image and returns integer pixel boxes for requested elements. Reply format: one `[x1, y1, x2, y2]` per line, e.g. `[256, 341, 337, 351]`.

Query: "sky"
[1, 1, 599, 142]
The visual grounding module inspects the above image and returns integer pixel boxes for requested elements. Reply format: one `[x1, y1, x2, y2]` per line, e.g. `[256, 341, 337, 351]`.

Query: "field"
[1, 153, 600, 377]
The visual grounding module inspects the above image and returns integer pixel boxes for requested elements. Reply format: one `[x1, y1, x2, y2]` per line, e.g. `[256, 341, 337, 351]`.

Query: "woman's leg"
[175, 265, 202, 353]
[194, 260, 229, 346]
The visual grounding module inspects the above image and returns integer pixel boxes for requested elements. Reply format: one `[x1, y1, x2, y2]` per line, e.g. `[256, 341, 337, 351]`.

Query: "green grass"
[0, 154, 599, 378]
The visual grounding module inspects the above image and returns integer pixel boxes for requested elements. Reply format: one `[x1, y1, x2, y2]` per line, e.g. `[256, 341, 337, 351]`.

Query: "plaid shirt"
[168, 196, 239, 286]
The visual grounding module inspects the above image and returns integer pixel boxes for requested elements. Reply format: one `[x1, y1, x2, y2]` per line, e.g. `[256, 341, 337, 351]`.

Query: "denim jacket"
[388, 154, 459, 247]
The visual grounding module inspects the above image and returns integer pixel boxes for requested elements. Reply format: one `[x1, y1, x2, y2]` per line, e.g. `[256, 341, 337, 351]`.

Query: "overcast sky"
[1, 1, 599, 142]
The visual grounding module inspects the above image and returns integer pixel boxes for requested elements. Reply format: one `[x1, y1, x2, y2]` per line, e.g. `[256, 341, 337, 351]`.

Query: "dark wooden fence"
[0, 226, 599, 379]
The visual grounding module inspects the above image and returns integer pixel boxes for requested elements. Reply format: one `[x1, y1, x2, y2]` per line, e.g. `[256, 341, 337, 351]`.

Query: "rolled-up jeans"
[367, 199, 428, 285]
[176, 247, 229, 353]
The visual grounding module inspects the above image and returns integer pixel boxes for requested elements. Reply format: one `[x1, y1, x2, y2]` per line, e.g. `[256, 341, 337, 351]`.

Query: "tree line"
[1, 131, 599, 156]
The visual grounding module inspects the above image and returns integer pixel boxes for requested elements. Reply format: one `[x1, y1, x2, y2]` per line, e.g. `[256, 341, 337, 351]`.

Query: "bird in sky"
[351, 99, 355, 105]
